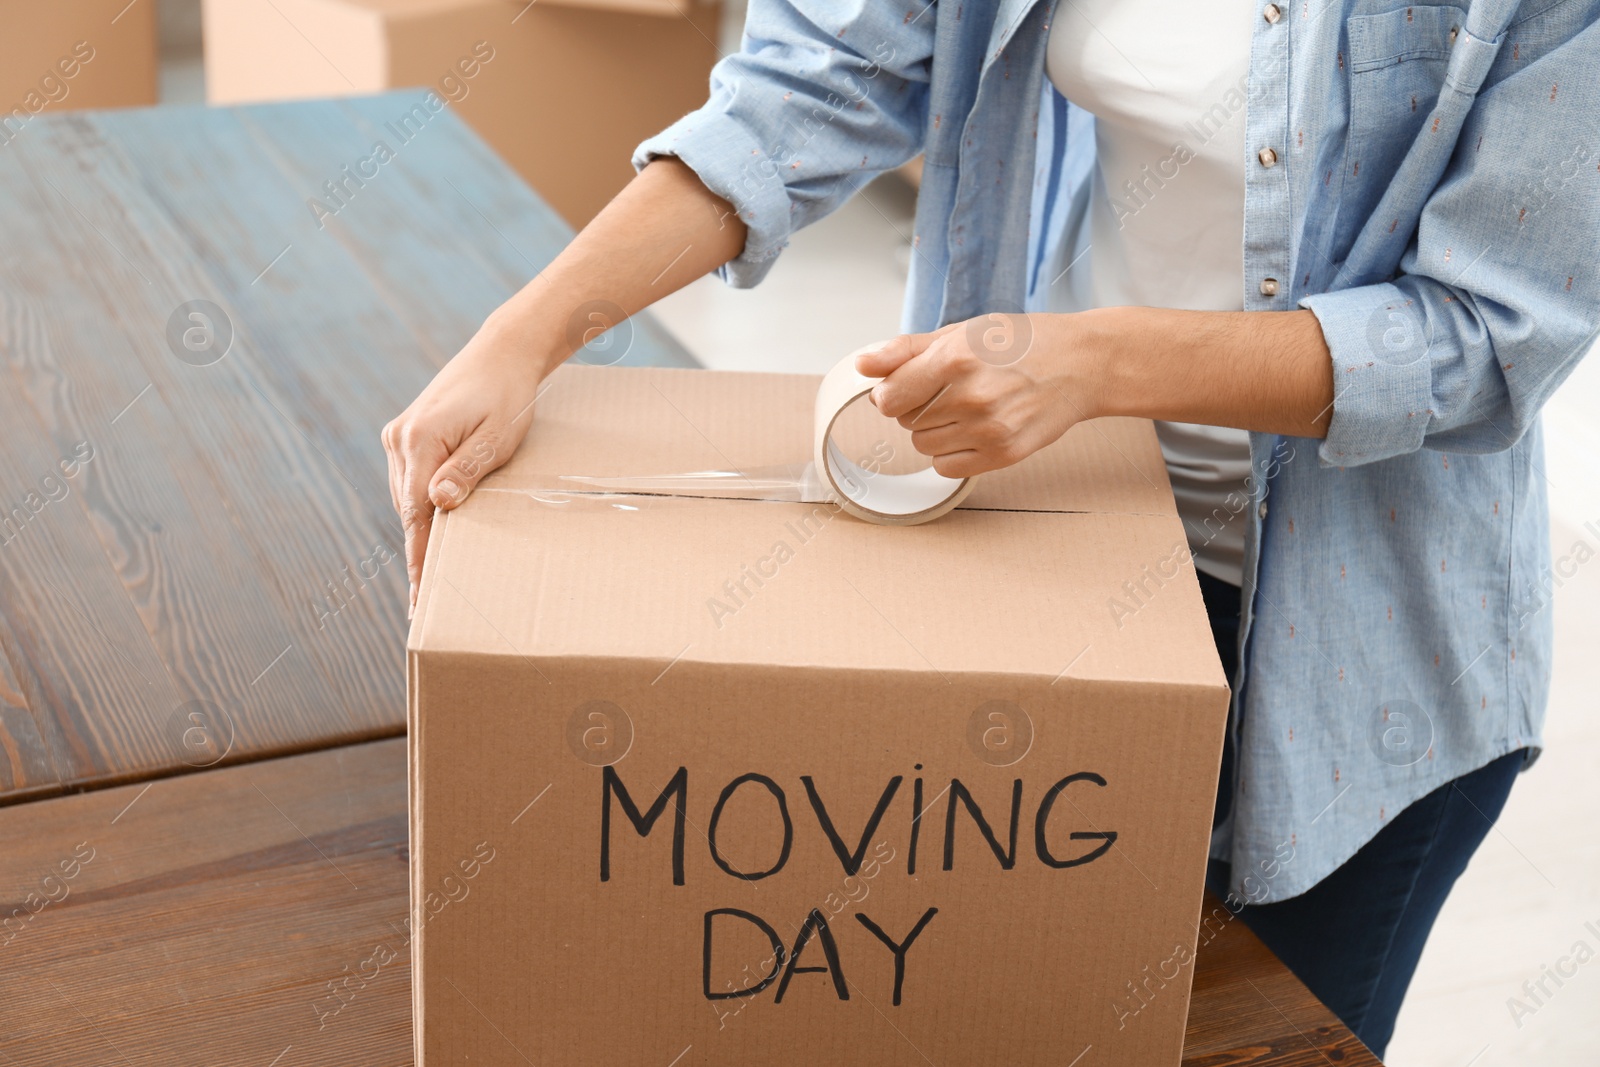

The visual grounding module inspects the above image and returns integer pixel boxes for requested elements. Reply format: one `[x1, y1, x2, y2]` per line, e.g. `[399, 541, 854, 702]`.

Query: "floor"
[1391, 360, 1600, 1067]
[152, 12, 1600, 1065]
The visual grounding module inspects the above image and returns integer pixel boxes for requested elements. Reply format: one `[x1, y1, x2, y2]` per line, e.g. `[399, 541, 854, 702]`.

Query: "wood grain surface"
[0, 94, 695, 803]
[1183, 899, 1384, 1066]
[0, 739, 1380, 1066]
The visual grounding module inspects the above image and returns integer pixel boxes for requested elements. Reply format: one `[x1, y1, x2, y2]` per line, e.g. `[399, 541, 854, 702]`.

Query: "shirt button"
[1258, 501, 1269, 520]
[1263, 3, 1282, 22]
[1259, 277, 1280, 296]
[1258, 147, 1279, 167]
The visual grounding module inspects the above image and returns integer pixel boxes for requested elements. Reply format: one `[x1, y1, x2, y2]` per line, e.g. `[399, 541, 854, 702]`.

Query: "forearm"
[481, 158, 748, 373]
[1087, 307, 1335, 439]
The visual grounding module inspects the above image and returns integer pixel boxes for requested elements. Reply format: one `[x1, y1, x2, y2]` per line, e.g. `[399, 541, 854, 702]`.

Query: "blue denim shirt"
[635, 0, 1600, 902]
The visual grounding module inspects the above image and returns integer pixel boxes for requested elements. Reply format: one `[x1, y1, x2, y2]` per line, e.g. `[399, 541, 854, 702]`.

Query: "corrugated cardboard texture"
[421, 365, 1219, 684]
[410, 365, 1229, 1065]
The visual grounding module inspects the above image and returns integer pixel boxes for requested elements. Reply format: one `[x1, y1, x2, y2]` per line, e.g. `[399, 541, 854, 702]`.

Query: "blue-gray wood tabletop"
[0, 92, 696, 804]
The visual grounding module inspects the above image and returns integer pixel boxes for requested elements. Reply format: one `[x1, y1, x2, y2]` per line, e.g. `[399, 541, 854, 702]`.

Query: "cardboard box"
[202, 0, 719, 225]
[0, 0, 158, 147]
[408, 364, 1229, 1064]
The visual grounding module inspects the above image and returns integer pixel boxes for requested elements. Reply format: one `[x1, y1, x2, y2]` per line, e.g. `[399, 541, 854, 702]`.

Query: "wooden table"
[0, 93, 693, 804]
[0, 740, 1379, 1066]
[0, 97, 1380, 1066]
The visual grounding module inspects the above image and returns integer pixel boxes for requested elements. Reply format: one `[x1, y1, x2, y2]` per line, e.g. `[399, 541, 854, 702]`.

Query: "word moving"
[600, 765, 1116, 1008]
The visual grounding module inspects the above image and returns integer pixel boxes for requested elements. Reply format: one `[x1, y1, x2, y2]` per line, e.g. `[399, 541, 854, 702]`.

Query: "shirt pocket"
[1343, 5, 1466, 212]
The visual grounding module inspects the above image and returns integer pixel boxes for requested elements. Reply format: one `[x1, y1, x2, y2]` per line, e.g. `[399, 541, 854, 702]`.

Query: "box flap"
[411, 366, 1223, 690]
[497, 365, 1174, 516]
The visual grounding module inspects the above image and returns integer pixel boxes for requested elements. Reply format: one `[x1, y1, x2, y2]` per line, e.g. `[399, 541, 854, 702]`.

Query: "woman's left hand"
[856, 312, 1107, 478]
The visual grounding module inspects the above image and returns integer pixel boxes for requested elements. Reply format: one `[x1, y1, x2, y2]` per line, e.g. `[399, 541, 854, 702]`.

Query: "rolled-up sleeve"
[1301, 14, 1600, 467]
[633, 1, 936, 288]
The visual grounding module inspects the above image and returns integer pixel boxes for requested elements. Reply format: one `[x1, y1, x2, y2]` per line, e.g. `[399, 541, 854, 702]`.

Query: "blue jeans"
[1197, 571, 1523, 1060]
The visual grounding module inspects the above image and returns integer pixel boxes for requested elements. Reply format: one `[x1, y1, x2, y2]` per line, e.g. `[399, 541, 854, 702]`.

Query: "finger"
[853, 334, 924, 379]
[931, 450, 994, 479]
[898, 381, 965, 429]
[402, 504, 432, 621]
[910, 423, 975, 457]
[430, 427, 508, 510]
[399, 433, 450, 618]
[873, 346, 961, 420]
[382, 419, 403, 517]
[855, 320, 963, 377]
[855, 323, 963, 379]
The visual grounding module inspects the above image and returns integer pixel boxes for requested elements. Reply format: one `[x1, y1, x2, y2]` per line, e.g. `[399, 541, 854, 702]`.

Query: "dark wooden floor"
[0, 95, 1378, 1066]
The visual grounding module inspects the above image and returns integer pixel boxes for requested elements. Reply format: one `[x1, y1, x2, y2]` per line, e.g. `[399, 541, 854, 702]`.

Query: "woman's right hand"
[382, 310, 556, 617]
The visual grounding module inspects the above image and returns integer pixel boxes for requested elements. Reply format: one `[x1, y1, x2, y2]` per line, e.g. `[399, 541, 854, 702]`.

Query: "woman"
[383, 0, 1599, 1055]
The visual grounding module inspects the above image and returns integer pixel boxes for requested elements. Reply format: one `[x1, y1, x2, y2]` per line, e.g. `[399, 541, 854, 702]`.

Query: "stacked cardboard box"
[0, 1, 158, 148]
[202, 0, 720, 226]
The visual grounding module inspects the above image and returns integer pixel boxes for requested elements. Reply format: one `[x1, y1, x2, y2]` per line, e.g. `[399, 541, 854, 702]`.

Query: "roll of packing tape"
[813, 352, 976, 525]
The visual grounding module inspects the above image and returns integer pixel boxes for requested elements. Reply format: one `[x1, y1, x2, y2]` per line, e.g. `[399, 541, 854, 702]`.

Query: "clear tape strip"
[475, 463, 834, 511]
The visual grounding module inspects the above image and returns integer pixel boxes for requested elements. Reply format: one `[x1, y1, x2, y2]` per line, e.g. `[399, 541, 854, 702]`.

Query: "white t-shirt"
[1045, 0, 1254, 586]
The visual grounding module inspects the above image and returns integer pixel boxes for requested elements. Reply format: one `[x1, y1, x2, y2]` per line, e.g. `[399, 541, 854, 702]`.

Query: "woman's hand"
[381, 159, 748, 618]
[857, 306, 1336, 478]
[856, 312, 1110, 478]
[382, 312, 556, 616]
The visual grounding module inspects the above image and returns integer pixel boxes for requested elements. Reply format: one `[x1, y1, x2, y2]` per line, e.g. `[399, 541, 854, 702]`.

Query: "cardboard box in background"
[0, 0, 158, 144]
[408, 364, 1231, 1065]
[202, 0, 719, 226]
